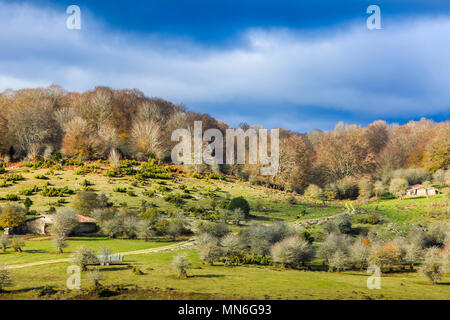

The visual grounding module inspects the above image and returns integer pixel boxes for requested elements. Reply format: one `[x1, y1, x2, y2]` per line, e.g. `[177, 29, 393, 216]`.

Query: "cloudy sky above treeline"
[1, 0, 449, 131]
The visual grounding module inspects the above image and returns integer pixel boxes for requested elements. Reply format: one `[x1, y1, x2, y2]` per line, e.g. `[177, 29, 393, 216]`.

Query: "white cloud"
[0, 2, 449, 129]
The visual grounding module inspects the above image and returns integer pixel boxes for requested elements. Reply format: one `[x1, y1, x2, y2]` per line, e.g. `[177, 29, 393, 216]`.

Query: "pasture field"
[0, 162, 449, 300]
[1, 249, 449, 300]
[0, 235, 175, 266]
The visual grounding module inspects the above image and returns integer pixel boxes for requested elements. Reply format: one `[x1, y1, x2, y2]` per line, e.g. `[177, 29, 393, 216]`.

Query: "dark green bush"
[227, 197, 250, 217]
[5, 194, 20, 201]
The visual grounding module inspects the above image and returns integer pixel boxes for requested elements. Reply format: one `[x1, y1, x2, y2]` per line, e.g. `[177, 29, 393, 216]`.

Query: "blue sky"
[0, 0, 449, 132]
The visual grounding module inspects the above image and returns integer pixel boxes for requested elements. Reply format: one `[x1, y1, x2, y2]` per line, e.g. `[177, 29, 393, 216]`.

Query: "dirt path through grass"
[5, 240, 194, 270]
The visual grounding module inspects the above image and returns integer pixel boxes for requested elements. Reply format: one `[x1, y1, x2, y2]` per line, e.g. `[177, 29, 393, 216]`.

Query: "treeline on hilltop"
[0, 86, 449, 194]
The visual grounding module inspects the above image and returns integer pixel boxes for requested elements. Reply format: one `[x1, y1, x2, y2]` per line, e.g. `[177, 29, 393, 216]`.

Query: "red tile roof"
[76, 214, 96, 223]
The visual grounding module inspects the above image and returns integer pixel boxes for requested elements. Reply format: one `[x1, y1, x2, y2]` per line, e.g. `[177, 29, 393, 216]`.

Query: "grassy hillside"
[3, 249, 449, 300]
[0, 161, 449, 300]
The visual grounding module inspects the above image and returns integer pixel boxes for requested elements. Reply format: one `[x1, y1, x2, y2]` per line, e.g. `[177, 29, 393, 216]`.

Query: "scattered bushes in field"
[50, 208, 79, 253]
[410, 223, 448, 249]
[328, 250, 350, 272]
[227, 197, 250, 217]
[126, 190, 137, 197]
[239, 222, 292, 256]
[317, 233, 352, 264]
[157, 185, 170, 192]
[88, 269, 104, 288]
[172, 255, 192, 278]
[197, 222, 230, 238]
[324, 214, 353, 234]
[19, 185, 39, 196]
[358, 178, 373, 202]
[304, 184, 323, 201]
[373, 181, 385, 198]
[354, 212, 381, 225]
[132, 266, 144, 275]
[163, 193, 184, 207]
[226, 255, 272, 266]
[389, 178, 409, 198]
[335, 214, 352, 234]
[10, 238, 25, 252]
[71, 192, 110, 216]
[231, 208, 246, 226]
[105, 159, 173, 181]
[71, 246, 99, 271]
[4, 194, 19, 201]
[166, 217, 192, 239]
[0, 204, 26, 228]
[336, 177, 359, 199]
[392, 168, 431, 185]
[199, 242, 223, 265]
[34, 174, 49, 180]
[136, 220, 153, 241]
[1, 235, 10, 252]
[41, 186, 74, 197]
[37, 286, 58, 297]
[4, 173, 23, 183]
[142, 189, 155, 197]
[24, 158, 57, 169]
[270, 236, 314, 268]
[221, 234, 245, 258]
[348, 238, 370, 270]
[0, 266, 12, 291]
[419, 247, 444, 284]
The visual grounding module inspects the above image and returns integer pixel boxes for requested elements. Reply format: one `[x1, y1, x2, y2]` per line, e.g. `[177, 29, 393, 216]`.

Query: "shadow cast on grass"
[189, 274, 225, 279]
[23, 249, 47, 254]
[95, 265, 133, 272]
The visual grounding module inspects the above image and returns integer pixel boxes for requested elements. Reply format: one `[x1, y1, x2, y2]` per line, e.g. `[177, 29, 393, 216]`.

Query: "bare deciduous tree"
[131, 120, 162, 158]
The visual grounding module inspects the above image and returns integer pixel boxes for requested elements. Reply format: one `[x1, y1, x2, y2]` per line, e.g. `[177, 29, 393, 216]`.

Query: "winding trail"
[5, 240, 194, 270]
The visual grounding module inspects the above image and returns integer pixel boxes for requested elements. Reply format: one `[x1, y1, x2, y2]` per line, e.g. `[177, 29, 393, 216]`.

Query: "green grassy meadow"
[2, 249, 449, 300]
[0, 163, 449, 300]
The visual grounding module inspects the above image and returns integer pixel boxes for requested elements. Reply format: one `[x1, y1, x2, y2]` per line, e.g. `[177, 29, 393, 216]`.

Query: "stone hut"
[7, 214, 97, 235]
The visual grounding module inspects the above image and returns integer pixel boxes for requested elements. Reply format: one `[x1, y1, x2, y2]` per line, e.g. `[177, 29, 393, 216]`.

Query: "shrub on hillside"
[221, 234, 244, 258]
[410, 223, 448, 249]
[349, 238, 370, 270]
[197, 222, 230, 238]
[199, 243, 223, 265]
[420, 247, 444, 284]
[328, 250, 350, 272]
[227, 197, 250, 217]
[240, 222, 292, 256]
[392, 168, 431, 185]
[72, 192, 110, 216]
[358, 178, 373, 202]
[317, 233, 352, 263]
[389, 178, 409, 198]
[335, 214, 352, 234]
[71, 246, 99, 271]
[336, 177, 359, 199]
[0, 266, 12, 291]
[172, 255, 192, 278]
[1, 235, 10, 252]
[304, 184, 323, 201]
[0, 204, 26, 228]
[10, 238, 25, 252]
[355, 213, 381, 225]
[270, 236, 314, 268]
